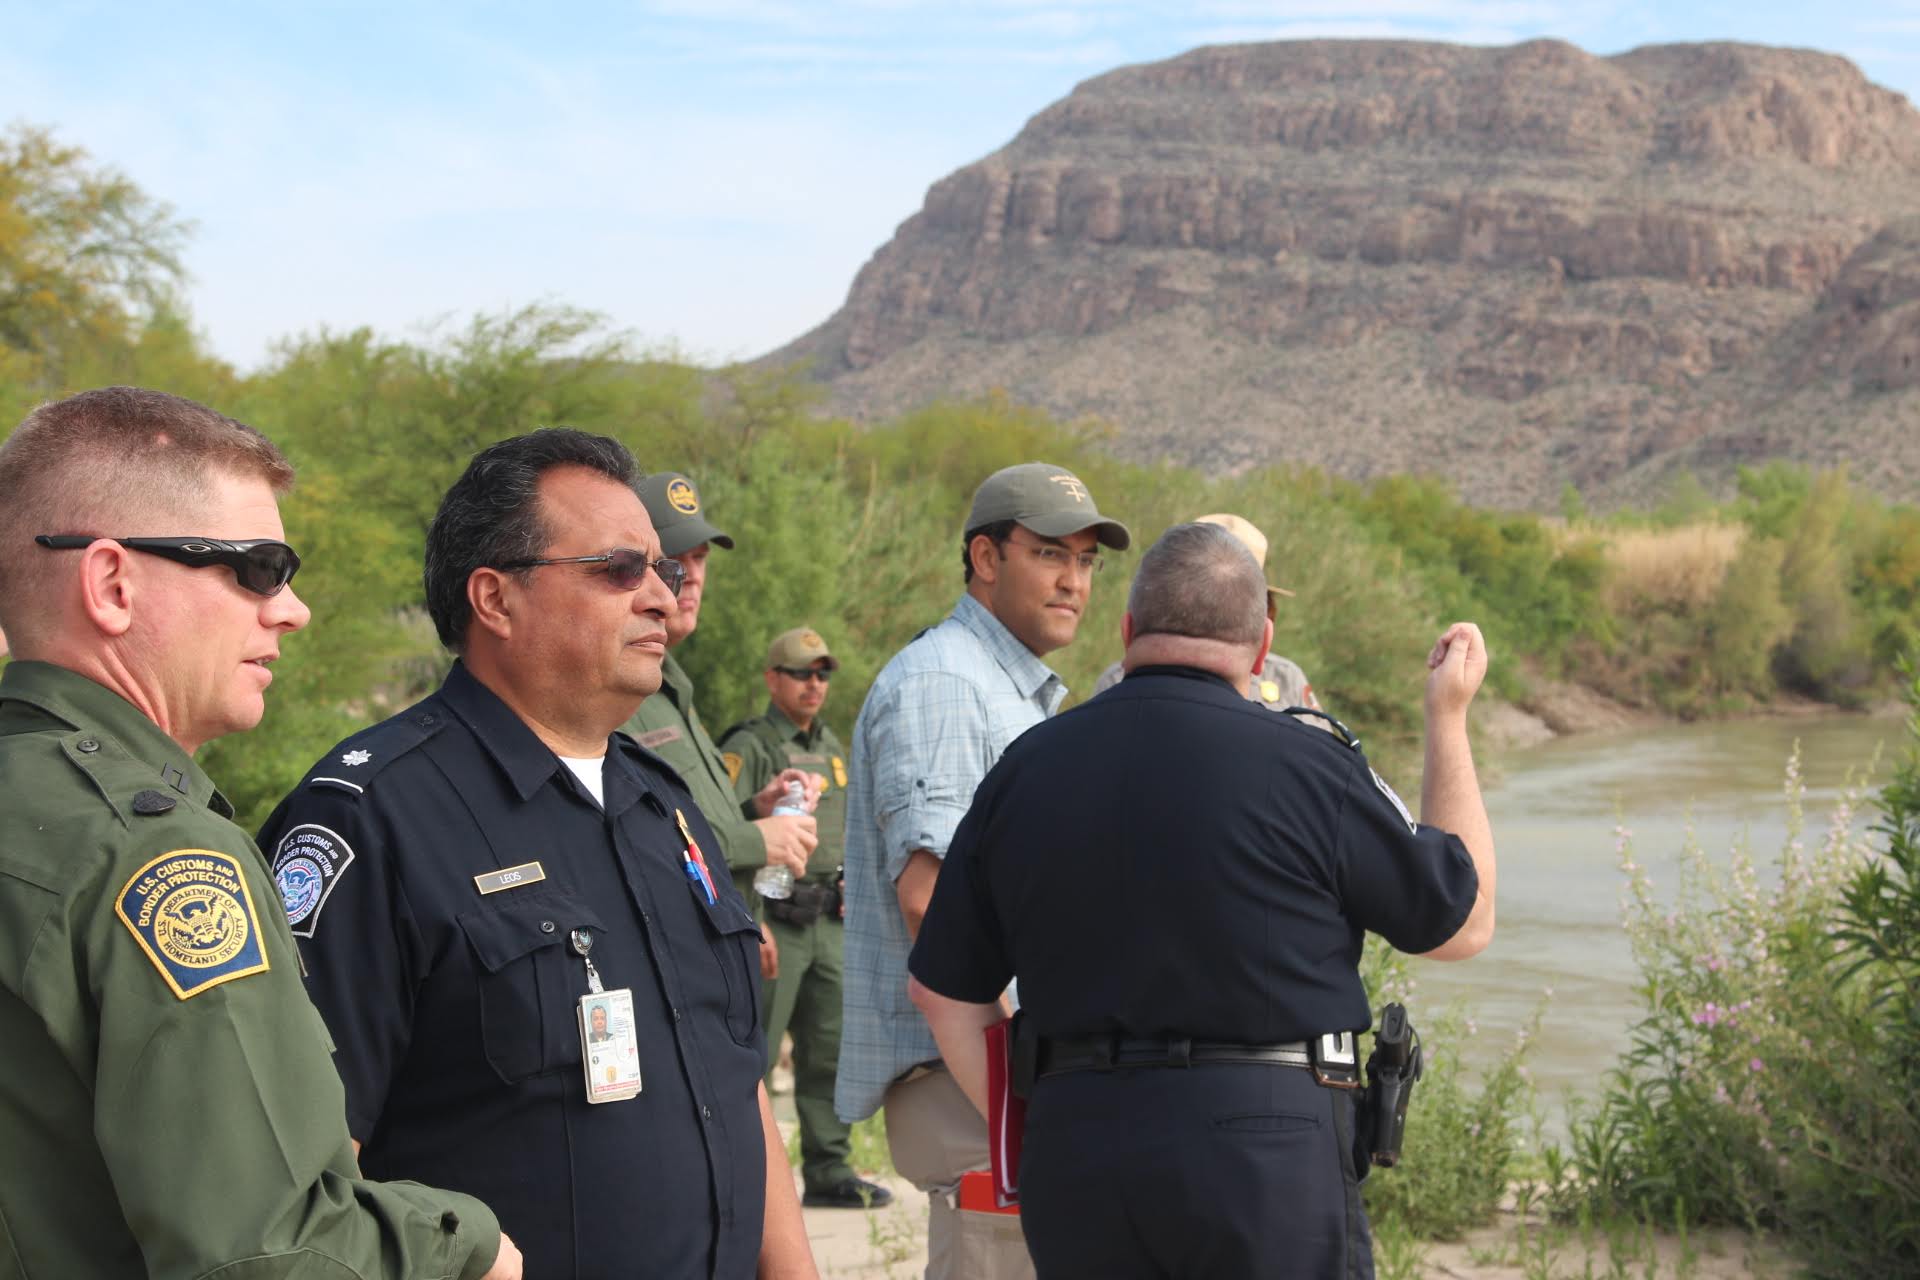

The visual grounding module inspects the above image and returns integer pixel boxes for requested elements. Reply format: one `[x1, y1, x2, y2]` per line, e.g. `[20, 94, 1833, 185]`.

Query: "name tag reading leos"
[473, 861, 546, 895]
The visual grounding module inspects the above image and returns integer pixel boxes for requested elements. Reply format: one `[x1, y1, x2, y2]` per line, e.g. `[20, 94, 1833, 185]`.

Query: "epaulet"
[1282, 706, 1363, 752]
[301, 705, 447, 797]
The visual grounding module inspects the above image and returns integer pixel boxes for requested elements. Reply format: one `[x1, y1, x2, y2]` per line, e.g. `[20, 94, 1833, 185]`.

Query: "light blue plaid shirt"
[834, 592, 1067, 1122]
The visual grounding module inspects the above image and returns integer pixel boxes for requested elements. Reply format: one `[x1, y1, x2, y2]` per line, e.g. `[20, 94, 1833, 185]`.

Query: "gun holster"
[1355, 1003, 1422, 1177]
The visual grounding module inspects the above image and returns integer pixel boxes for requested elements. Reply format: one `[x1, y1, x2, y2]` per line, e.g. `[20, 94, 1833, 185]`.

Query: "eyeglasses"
[1003, 535, 1103, 576]
[774, 666, 832, 683]
[497, 547, 686, 595]
[35, 534, 302, 597]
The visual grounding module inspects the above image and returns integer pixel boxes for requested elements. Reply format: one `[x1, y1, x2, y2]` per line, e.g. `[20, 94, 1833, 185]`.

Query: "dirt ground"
[776, 1114, 1795, 1280]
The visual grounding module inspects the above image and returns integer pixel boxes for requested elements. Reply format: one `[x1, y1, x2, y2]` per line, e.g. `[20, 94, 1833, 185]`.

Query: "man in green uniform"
[622, 470, 815, 967]
[720, 627, 893, 1210]
[0, 386, 519, 1280]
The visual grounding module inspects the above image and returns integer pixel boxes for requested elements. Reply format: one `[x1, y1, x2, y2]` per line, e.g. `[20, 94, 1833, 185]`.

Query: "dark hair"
[1127, 522, 1268, 647]
[961, 519, 1017, 584]
[424, 428, 639, 651]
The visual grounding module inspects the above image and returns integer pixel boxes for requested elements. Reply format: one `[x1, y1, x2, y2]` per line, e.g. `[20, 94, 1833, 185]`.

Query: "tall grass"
[1597, 523, 1745, 615]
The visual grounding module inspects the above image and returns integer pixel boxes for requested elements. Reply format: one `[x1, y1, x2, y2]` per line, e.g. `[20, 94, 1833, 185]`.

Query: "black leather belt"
[1036, 1035, 1313, 1078]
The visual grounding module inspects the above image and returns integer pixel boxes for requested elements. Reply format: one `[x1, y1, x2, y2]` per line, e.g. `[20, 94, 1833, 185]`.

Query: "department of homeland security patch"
[271, 824, 356, 937]
[116, 850, 269, 999]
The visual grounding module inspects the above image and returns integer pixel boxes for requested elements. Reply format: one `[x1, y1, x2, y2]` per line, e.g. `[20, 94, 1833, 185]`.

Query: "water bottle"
[754, 780, 807, 900]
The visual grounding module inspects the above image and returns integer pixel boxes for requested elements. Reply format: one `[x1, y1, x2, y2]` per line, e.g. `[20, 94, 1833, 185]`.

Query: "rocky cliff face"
[768, 39, 1920, 508]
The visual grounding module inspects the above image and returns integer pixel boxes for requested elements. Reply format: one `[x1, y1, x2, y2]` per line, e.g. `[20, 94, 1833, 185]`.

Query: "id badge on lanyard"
[572, 927, 642, 1103]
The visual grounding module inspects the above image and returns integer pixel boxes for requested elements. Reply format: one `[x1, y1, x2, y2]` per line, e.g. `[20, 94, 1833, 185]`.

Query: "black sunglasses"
[775, 666, 832, 683]
[497, 548, 686, 596]
[36, 534, 302, 597]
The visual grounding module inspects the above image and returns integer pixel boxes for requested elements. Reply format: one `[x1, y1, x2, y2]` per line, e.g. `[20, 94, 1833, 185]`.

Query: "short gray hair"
[1127, 522, 1268, 646]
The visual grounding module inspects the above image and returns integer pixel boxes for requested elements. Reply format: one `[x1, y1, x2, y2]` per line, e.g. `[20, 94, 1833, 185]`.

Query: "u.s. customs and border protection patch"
[1371, 767, 1419, 835]
[116, 849, 269, 999]
[271, 824, 356, 937]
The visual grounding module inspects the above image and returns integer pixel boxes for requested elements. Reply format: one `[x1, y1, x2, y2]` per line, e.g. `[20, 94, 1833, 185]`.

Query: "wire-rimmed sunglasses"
[497, 547, 686, 595]
[35, 534, 303, 597]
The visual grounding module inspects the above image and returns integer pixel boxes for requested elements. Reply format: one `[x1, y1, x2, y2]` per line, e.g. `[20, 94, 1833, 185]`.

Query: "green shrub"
[1554, 683, 1920, 1276]
[1361, 940, 1539, 1240]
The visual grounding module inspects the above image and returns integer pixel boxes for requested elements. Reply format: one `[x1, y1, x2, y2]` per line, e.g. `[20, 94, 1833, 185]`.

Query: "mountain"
[766, 39, 1920, 509]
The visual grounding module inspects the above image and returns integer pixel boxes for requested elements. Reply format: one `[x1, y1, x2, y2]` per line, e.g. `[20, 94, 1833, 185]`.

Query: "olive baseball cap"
[638, 471, 735, 559]
[766, 626, 840, 671]
[964, 462, 1131, 550]
[1196, 512, 1294, 600]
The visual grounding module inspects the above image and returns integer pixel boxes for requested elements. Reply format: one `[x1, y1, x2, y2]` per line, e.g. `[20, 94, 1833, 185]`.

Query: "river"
[1413, 709, 1905, 1128]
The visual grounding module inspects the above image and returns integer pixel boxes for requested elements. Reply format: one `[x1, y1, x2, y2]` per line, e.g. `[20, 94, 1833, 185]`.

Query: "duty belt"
[1034, 1031, 1361, 1089]
[765, 880, 840, 926]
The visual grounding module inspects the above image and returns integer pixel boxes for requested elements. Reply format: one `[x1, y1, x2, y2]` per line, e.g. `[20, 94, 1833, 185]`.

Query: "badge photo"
[578, 989, 643, 1103]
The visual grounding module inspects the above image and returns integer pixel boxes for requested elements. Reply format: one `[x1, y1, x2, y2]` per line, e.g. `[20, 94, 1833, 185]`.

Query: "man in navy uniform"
[908, 522, 1496, 1279]
[259, 429, 816, 1280]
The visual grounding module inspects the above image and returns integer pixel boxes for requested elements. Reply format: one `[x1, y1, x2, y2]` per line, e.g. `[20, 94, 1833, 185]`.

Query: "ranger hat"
[964, 462, 1131, 550]
[1196, 512, 1294, 601]
[766, 626, 840, 671]
[638, 471, 735, 559]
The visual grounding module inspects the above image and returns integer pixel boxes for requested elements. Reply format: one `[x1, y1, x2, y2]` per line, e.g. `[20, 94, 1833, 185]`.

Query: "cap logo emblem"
[801, 630, 822, 646]
[1049, 475, 1088, 503]
[666, 478, 700, 514]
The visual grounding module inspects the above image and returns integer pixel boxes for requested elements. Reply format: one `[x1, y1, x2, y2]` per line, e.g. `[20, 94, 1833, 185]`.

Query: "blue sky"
[6, 2, 1920, 371]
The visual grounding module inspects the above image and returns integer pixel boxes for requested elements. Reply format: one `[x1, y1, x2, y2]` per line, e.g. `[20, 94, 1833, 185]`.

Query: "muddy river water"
[1411, 709, 1905, 1127]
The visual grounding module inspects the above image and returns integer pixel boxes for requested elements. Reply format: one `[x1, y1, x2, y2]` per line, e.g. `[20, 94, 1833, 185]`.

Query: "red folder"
[980, 1017, 1027, 1210]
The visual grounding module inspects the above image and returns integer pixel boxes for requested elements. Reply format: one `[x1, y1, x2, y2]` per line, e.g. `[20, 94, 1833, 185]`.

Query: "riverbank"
[1474, 674, 1890, 755]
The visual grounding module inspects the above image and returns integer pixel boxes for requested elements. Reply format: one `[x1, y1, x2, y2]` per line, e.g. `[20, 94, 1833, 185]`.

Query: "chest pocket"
[457, 894, 605, 1084]
[697, 889, 765, 1048]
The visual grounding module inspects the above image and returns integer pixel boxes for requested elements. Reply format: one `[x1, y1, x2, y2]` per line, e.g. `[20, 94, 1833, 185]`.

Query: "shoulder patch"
[1371, 767, 1419, 835]
[722, 751, 743, 784]
[116, 849, 270, 999]
[270, 824, 357, 937]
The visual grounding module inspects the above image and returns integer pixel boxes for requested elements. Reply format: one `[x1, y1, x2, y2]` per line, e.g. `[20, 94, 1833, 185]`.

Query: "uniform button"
[671, 1006, 681, 1022]
[540, 920, 556, 934]
[76, 738, 100, 753]
[641, 911, 651, 924]
[700, 1104, 712, 1121]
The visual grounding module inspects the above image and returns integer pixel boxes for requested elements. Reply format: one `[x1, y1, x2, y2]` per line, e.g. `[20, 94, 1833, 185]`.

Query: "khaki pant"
[883, 1064, 1035, 1280]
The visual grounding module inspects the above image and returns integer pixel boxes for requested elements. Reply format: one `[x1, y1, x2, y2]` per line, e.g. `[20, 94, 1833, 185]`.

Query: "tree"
[0, 125, 189, 384]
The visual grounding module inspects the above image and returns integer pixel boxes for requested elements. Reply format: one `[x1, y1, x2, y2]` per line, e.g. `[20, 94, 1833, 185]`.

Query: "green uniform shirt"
[622, 651, 768, 900]
[0, 661, 500, 1280]
[718, 705, 847, 885]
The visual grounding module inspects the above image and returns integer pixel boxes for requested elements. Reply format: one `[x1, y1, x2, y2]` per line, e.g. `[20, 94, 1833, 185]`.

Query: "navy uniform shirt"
[258, 663, 769, 1280]
[909, 666, 1478, 1042]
